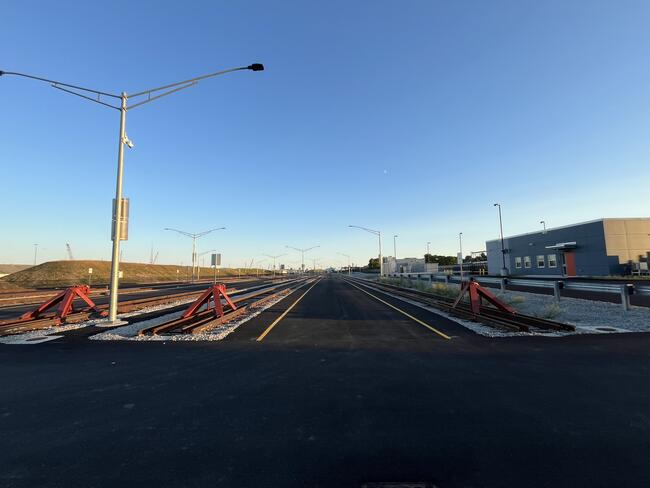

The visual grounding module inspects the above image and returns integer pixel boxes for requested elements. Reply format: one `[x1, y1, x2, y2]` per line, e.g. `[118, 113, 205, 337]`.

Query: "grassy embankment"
[0, 260, 270, 289]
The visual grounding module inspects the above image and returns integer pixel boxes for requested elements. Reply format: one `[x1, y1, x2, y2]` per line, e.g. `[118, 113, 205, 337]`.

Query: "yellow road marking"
[256, 278, 321, 342]
[345, 280, 451, 340]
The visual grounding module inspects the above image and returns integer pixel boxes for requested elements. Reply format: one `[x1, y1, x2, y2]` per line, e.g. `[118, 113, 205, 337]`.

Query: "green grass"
[378, 277, 459, 300]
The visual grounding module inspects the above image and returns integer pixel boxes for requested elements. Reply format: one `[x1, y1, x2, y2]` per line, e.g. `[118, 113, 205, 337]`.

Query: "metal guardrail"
[385, 272, 649, 311]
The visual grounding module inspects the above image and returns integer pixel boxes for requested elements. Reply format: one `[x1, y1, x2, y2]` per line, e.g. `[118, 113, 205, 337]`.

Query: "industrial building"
[384, 257, 438, 274]
[486, 218, 650, 277]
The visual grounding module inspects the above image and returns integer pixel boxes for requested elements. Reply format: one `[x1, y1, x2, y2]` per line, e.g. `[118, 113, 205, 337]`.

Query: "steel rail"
[346, 277, 574, 333]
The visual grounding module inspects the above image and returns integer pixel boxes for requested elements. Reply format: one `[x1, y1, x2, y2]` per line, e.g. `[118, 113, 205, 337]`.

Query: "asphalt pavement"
[1, 274, 650, 487]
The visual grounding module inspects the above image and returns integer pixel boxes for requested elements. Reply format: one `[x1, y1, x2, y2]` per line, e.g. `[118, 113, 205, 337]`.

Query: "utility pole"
[33, 244, 38, 266]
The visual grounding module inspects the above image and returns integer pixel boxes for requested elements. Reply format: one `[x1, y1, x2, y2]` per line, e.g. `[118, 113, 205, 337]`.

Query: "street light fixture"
[493, 203, 508, 276]
[164, 227, 225, 282]
[285, 245, 319, 273]
[337, 252, 351, 275]
[1, 63, 264, 324]
[263, 253, 287, 278]
[349, 225, 383, 276]
[540, 220, 547, 233]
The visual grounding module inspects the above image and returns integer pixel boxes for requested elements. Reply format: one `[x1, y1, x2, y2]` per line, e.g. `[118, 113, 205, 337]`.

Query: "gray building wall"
[487, 220, 610, 276]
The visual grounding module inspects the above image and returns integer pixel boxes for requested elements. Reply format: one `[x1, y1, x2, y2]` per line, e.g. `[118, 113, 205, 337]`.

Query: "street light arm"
[195, 227, 226, 238]
[349, 225, 380, 236]
[128, 64, 264, 98]
[264, 253, 287, 259]
[51, 84, 121, 110]
[0, 70, 120, 98]
[128, 81, 198, 110]
[163, 228, 195, 238]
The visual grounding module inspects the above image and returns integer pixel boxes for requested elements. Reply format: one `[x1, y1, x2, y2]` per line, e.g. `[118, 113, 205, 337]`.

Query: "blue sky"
[2, 0, 649, 269]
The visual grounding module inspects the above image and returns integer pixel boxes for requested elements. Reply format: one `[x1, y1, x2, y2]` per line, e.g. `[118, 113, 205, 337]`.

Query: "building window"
[548, 254, 557, 268]
[524, 256, 531, 268]
[515, 257, 522, 269]
[537, 255, 545, 268]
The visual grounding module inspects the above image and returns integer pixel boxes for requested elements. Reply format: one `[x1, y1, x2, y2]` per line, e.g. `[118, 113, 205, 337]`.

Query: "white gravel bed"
[0, 322, 88, 345]
[370, 278, 650, 337]
[90, 288, 296, 341]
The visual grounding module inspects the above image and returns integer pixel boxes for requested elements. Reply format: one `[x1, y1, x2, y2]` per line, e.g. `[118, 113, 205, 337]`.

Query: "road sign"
[88, 268, 93, 274]
[211, 253, 221, 266]
[118, 270, 123, 279]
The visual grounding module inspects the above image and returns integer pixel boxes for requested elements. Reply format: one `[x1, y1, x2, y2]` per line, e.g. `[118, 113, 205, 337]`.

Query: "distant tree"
[426, 254, 458, 266]
[368, 257, 380, 269]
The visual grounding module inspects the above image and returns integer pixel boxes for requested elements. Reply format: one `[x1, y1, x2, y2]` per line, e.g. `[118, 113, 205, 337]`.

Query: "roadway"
[1, 274, 650, 487]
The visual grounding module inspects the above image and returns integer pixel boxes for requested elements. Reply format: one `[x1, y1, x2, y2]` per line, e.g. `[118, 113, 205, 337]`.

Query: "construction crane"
[65, 243, 74, 260]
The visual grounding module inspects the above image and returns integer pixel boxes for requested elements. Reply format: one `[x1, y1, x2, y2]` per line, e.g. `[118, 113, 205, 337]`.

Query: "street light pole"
[165, 227, 225, 282]
[540, 220, 547, 233]
[286, 246, 319, 274]
[197, 249, 217, 281]
[494, 203, 507, 275]
[108, 92, 128, 320]
[393, 235, 398, 260]
[427, 241, 431, 255]
[459, 232, 464, 281]
[263, 253, 287, 278]
[337, 252, 351, 275]
[349, 225, 383, 277]
[1, 64, 264, 324]
[33, 244, 38, 266]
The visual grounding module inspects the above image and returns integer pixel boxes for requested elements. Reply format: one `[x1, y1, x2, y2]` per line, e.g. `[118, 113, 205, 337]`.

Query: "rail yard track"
[0, 279, 296, 337]
[138, 277, 313, 336]
[345, 276, 575, 333]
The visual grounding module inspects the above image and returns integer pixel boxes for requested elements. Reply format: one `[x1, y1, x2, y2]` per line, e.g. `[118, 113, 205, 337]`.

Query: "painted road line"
[256, 278, 321, 342]
[345, 280, 452, 340]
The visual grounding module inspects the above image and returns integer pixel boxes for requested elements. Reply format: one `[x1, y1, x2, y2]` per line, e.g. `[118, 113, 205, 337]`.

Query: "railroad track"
[345, 277, 575, 333]
[0, 280, 294, 337]
[138, 278, 312, 336]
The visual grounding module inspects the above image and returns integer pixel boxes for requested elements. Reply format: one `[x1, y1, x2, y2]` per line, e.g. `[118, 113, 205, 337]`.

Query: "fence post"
[621, 284, 632, 311]
[553, 281, 562, 303]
